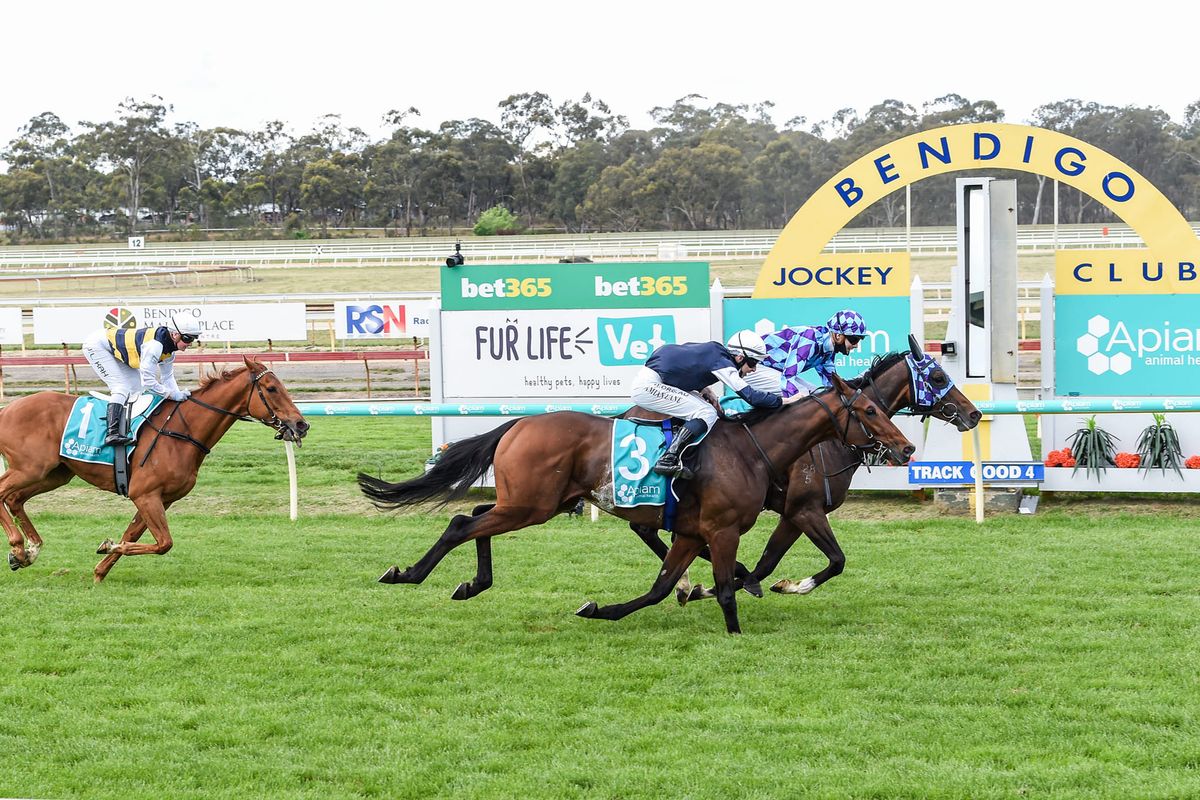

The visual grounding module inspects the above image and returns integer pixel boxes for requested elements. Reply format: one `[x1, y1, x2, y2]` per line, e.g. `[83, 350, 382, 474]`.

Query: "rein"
[138, 368, 287, 465]
[739, 423, 787, 495]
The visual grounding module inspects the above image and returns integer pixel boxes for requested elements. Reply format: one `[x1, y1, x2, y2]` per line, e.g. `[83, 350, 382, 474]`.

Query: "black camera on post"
[445, 241, 465, 268]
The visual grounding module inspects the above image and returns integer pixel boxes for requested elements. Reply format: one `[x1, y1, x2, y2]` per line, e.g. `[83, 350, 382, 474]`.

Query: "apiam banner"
[33, 303, 307, 345]
[335, 300, 434, 339]
[1054, 249, 1200, 395]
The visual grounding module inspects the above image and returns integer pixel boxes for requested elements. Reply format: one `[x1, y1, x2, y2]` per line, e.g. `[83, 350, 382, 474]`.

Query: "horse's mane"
[197, 365, 250, 391]
[845, 351, 907, 389]
[725, 351, 908, 427]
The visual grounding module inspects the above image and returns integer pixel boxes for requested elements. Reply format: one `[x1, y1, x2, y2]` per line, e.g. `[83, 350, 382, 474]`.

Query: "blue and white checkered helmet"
[826, 309, 867, 336]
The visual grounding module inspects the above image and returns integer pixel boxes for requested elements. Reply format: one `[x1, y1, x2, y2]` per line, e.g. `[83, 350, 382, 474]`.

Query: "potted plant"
[1065, 415, 1117, 479]
[1136, 413, 1184, 476]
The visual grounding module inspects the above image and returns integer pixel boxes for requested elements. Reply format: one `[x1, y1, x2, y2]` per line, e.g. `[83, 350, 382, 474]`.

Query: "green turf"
[1, 417, 1197, 799]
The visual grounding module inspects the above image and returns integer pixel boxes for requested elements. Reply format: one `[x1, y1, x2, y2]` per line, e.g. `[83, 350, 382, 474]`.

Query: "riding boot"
[654, 419, 708, 480]
[104, 403, 134, 447]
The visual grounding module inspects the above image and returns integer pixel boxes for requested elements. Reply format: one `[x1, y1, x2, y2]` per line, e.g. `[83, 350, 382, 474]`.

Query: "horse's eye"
[866, 406, 877, 416]
[267, 386, 278, 393]
[931, 371, 948, 388]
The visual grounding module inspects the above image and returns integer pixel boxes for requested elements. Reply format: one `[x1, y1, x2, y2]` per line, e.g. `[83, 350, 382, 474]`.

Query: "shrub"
[1136, 413, 1183, 475]
[1065, 416, 1117, 479]
[473, 205, 521, 236]
[1114, 452, 1141, 469]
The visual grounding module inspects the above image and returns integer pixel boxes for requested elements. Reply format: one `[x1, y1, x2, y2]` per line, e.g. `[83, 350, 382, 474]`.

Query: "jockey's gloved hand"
[167, 389, 190, 402]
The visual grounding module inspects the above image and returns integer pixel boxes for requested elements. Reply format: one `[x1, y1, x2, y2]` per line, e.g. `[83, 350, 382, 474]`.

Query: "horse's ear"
[243, 355, 264, 371]
[829, 371, 848, 392]
[908, 333, 924, 360]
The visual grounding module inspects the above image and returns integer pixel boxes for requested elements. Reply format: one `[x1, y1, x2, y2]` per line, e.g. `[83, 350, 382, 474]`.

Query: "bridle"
[808, 384, 884, 457]
[139, 368, 292, 463]
[186, 367, 292, 438]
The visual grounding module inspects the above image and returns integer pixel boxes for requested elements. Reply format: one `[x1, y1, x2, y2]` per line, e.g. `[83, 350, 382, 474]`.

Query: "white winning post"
[285, 441, 298, 521]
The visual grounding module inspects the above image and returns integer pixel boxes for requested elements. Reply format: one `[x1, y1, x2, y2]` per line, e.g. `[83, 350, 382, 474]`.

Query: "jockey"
[745, 309, 868, 399]
[82, 317, 202, 446]
[630, 330, 798, 480]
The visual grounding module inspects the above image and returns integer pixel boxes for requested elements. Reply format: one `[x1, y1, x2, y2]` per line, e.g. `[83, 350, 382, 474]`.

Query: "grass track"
[1, 418, 1197, 798]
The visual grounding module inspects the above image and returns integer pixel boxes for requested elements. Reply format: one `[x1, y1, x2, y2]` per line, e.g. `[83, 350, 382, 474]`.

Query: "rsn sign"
[908, 461, 1044, 485]
[336, 301, 433, 339]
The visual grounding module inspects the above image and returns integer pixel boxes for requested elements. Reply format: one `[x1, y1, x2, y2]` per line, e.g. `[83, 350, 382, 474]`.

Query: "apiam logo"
[1076, 315, 1133, 376]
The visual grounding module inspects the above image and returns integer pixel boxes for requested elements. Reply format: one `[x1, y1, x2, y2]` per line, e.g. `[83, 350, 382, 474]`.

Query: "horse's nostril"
[903, 445, 916, 457]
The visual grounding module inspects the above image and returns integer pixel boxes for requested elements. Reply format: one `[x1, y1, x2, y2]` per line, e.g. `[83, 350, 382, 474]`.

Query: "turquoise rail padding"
[294, 398, 1200, 417]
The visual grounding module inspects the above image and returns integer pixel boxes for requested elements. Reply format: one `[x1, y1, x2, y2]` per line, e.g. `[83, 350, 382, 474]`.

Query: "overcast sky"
[3, 0, 1195, 149]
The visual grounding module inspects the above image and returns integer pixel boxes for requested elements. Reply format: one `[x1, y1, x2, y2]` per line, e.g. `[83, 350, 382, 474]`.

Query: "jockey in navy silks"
[743, 309, 869, 399]
[630, 330, 798, 480]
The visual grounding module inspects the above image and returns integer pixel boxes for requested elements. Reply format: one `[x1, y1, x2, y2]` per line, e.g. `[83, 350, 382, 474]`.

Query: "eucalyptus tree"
[78, 96, 172, 233]
[498, 92, 555, 219]
[641, 141, 748, 229]
[170, 122, 244, 227]
[366, 108, 433, 235]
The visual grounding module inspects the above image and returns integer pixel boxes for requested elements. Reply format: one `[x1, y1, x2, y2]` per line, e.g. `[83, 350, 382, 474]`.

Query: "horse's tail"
[357, 418, 521, 510]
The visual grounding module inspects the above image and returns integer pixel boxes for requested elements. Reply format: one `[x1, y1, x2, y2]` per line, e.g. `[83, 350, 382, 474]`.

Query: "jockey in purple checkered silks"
[742, 309, 868, 399]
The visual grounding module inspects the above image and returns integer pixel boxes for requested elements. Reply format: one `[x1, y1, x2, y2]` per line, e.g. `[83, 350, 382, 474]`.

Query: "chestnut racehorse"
[359, 371, 916, 634]
[630, 337, 982, 601]
[0, 357, 309, 582]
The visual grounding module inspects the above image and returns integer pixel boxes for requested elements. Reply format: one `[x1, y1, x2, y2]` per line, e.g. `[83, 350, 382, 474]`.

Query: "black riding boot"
[104, 403, 134, 447]
[653, 419, 708, 480]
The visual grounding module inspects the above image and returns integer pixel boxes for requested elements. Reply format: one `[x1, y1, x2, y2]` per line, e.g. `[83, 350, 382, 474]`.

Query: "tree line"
[2, 92, 1199, 241]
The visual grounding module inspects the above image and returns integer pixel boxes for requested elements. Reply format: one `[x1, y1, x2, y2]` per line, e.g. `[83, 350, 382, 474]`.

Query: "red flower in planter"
[1186, 455, 1200, 470]
[1114, 452, 1141, 469]
[1044, 447, 1075, 467]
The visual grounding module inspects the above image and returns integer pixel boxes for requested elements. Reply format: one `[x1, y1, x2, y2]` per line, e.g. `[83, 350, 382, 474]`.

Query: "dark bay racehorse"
[359, 371, 916, 633]
[0, 357, 308, 582]
[630, 337, 982, 601]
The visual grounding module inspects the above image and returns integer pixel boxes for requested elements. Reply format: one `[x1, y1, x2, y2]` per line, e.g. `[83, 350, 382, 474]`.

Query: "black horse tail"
[357, 418, 521, 510]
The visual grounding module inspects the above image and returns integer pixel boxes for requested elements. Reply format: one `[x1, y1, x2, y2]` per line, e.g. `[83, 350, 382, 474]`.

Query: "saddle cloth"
[610, 418, 709, 508]
[60, 393, 164, 465]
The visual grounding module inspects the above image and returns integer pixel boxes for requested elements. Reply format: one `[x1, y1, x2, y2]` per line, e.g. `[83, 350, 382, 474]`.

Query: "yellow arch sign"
[754, 123, 1200, 297]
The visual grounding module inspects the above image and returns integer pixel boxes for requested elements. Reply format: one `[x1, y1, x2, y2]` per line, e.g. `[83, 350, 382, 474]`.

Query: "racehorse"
[629, 337, 982, 601]
[0, 357, 309, 582]
[358, 371, 916, 633]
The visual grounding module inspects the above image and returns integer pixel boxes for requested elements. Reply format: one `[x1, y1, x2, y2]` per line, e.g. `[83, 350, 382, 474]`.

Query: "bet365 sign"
[440, 262, 709, 310]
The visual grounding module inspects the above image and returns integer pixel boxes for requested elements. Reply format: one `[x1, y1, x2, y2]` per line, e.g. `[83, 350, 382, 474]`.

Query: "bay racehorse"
[630, 337, 981, 601]
[358, 371, 916, 633]
[0, 357, 308, 582]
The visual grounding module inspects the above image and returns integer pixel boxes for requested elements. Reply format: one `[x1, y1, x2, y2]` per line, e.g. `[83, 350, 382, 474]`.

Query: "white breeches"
[744, 364, 784, 395]
[82, 331, 139, 403]
[630, 368, 718, 427]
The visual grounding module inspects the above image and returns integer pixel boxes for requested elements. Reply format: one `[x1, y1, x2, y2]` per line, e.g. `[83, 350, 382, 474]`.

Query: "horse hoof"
[687, 585, 711, 602]
[575, 601, 598, 618]
[674, 587, 690, 606]
[8, 553, 21, 571]
[378, 566, 404, 584]
[451, 582, 472, 601]
[770, 579, 793, 594]
[741, 578, 764, 598]
[96, 539, 115, 555]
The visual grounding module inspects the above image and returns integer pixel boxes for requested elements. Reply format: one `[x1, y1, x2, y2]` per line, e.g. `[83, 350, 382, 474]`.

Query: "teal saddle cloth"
[610, 418, 709, 508]
[60, 394, 165, 465]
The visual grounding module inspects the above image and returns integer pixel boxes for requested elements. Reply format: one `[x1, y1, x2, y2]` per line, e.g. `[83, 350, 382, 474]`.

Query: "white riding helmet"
[171, 317, 202, 338]
[725, 330, 767, 362]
